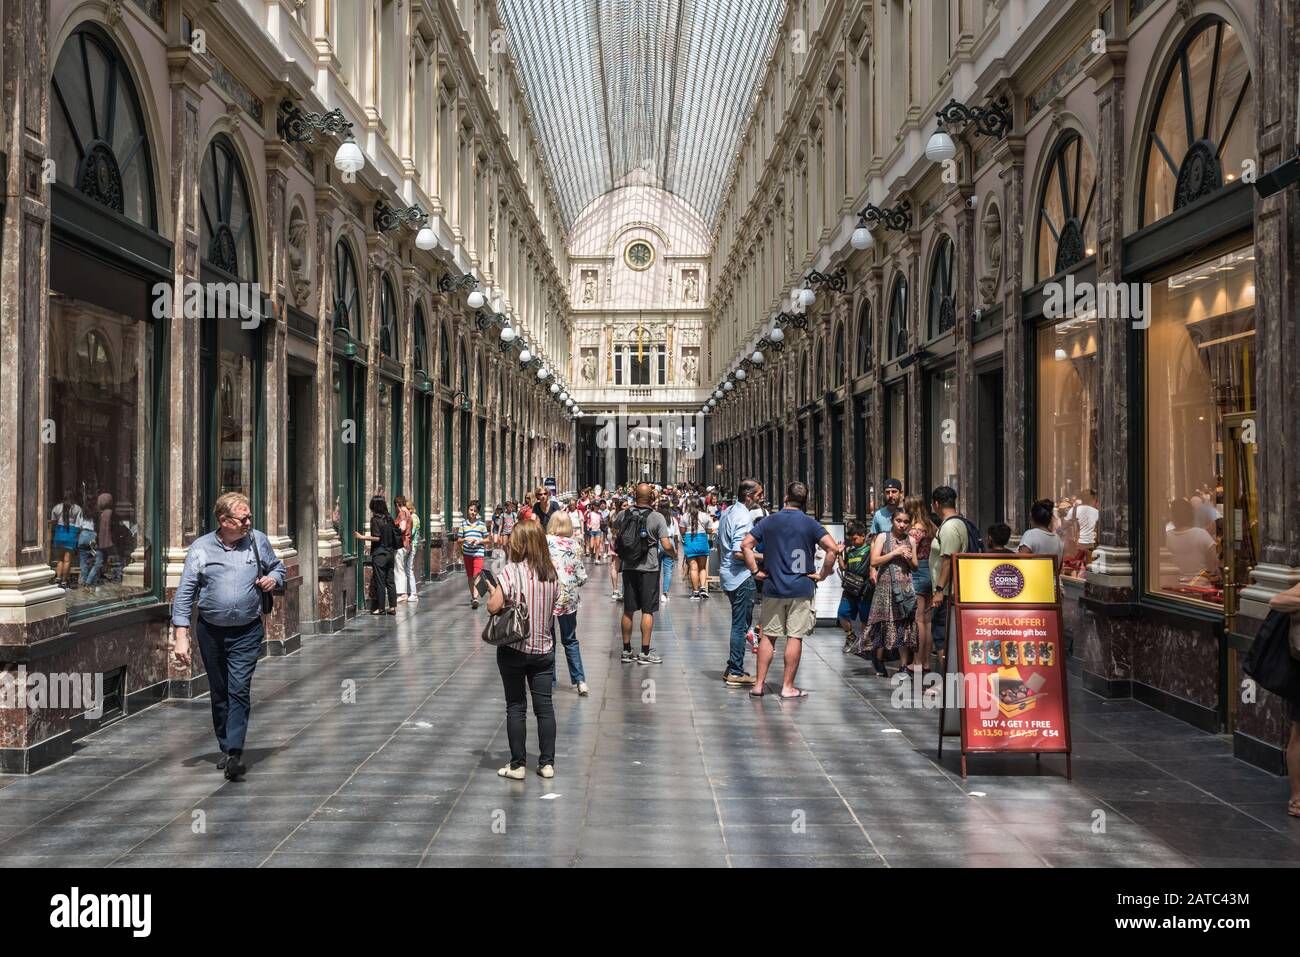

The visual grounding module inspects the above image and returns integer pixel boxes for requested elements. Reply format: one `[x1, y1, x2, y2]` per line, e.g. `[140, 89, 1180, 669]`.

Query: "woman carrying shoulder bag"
[355, 496, 400, 615]
[487, 520, 560, 779]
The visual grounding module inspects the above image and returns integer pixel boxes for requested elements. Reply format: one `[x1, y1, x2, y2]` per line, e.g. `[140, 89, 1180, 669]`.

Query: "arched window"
[856, 301, 873, 374]
[439, 322, 452, 386]
[887, 275, 908, 360]
[459, 344, 470, 393]
[1035, 132, 1096, 281]
[413, 305, 429, 376]
[927, 237, 955, 340]
[50, 25, 156, 228]
[332, 240, 361, 337]
[200, 136, 257, 279]
[76, 330, 114, 386]
[379, 276, 399, 360]
[1140, 17, 1253, 227]
[833, 323, 845, 385]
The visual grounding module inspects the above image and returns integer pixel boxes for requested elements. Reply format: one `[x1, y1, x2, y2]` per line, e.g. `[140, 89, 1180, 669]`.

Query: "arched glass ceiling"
[499, 0, 786, 229]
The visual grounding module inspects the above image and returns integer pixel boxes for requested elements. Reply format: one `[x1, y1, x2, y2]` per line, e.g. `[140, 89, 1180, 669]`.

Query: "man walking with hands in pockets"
[172, 492, 285, 781]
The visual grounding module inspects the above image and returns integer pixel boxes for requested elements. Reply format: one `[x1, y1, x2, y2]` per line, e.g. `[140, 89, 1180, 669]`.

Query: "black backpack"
[614, 507, 653, 564]
[940, 515, 985, 554]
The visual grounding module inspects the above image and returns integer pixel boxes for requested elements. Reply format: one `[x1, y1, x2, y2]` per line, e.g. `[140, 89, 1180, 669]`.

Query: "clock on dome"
[624, 240, 654, 271]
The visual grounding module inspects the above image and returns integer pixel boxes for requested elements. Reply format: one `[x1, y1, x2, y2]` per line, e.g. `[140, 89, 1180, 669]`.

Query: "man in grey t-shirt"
[614, 483, 676, 664]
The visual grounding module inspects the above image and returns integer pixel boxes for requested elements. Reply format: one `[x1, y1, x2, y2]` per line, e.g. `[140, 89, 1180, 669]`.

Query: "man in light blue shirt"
[172, 492, 284, 781]
[718, 479, 762, 686]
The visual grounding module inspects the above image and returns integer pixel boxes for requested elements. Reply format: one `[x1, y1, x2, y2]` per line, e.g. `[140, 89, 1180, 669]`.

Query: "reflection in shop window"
[218, 359, 254, 498]
[1036, 316, 1099, 578]
[1145, 246, 1256, 607]
[928, 367, 957, 492]
[886, 383, 906, 487]
[48, 295, 155, 615]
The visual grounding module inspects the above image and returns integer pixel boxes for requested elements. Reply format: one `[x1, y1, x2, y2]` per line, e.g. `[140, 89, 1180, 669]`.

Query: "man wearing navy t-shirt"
[741, 481, 839, 699]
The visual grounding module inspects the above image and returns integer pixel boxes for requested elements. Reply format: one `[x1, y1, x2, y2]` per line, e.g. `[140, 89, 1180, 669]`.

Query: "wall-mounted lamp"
[926, 95, 1013, 163]
[279, 99, 364, 174]
[439, 272, 485, 309]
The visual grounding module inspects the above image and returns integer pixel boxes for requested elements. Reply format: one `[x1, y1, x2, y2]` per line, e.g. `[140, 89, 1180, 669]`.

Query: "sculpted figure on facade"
[683, 270, 699, 303]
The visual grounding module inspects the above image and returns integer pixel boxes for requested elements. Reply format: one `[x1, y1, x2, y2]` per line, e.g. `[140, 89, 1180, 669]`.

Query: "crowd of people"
[167, 480, 1300, 822]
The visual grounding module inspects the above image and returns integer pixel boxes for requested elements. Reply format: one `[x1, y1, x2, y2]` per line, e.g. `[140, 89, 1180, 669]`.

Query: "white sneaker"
[661, 594, 670, 605]
[497, 765, 526, 780]
[538, 764, 555, 779]
[577, 682, 589, 696]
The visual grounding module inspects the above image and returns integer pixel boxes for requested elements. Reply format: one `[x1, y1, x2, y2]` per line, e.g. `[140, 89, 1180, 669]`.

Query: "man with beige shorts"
[741, 481, 839, 698]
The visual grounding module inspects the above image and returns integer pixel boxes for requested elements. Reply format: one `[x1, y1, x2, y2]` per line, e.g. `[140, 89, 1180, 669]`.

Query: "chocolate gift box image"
[987, 667, 1049, 717]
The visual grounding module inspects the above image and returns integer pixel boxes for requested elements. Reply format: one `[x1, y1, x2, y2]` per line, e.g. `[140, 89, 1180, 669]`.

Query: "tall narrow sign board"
[937, 554, 1072, 779]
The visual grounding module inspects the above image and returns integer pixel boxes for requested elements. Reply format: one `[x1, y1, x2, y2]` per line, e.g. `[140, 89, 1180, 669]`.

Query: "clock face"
[625, 241, 654, 271]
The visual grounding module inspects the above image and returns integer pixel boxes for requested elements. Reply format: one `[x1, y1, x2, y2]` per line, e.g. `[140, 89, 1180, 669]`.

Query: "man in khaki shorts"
[741, 481, 839, 698]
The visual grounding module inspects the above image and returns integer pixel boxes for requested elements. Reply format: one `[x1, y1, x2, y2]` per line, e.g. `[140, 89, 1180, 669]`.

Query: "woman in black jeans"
[486, 519, 560, 779]
[355, 496, 399, 615]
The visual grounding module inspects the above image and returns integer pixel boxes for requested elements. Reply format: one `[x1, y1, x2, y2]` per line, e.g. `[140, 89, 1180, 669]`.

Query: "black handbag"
[481, 567, 531, 647]
[1243, 610, 1300, 703]
[249, 532, 275, 616]
[841, 568, 868, 599]
[891, 578, 917, 620]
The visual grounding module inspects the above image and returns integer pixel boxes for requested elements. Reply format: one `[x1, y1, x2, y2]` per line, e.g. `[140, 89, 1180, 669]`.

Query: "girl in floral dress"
[857, 506, 919, 677]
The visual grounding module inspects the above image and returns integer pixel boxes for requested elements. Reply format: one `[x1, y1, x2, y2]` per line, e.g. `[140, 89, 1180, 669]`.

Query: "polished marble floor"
[2, 570, 1297, 868]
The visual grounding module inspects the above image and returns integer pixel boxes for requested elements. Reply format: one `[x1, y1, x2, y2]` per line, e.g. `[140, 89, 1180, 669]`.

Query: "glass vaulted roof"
[499, 0, 786, 229]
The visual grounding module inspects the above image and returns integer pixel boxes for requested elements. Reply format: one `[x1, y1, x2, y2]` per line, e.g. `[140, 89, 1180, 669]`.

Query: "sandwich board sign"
[937, 554, 1072, 779]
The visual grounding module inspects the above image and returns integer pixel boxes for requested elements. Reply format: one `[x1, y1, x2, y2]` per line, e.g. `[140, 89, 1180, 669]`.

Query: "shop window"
[333, 241, 361, 338]
[50, 25, 157, 229]
[887, 274, 908, 360]
[216, 359, 254, 499]
[928, 367, 957, 492]
[379, 275, 400, 360]
[856, 300, 872, 374]
[1036, 315, 1099, 577]
[926, 237, 955, 340]
[1145, 246, 1256, 607]
[47, 296, 156, 616]
[885, 382, 907, 487]
[199, 136, 258, 280]
[1140, 18, 1253, 227]
[1035, 131, 1096, 281]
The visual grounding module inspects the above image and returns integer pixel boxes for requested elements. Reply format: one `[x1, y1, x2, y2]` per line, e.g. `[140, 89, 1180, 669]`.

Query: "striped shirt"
[457, 519, 489, 557]
[500, 561, 558, 655]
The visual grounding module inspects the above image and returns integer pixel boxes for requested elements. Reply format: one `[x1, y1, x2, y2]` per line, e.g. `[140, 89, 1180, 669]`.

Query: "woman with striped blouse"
[486, 519, 561, 780]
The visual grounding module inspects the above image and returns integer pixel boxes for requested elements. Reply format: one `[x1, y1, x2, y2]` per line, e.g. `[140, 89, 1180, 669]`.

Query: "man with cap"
[871, 478, 905, 536]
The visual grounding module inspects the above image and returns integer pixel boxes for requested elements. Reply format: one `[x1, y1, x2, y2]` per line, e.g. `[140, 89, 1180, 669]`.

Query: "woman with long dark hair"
[682, 497, 714, 600]
[487, 519, 561, 778]
[355, 495, 400, 615]
[49, 488, 82, 588]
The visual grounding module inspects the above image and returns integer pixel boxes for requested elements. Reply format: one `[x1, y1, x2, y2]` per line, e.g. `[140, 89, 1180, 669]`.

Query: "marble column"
[994, 133, 1029, 537]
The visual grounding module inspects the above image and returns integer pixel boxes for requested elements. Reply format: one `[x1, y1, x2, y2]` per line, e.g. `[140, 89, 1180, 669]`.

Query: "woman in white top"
[680, 497, 715, 600]
[49, 490, 82, 587]
[1164, 498, 1220, 581]
[486, 520, 560, 779]
[1019, 499, 1064, 574]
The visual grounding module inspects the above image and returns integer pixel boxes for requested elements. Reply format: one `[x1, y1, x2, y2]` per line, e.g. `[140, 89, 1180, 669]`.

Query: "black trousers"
[496, 645, 556, 767]
[370, 548, 396, 611]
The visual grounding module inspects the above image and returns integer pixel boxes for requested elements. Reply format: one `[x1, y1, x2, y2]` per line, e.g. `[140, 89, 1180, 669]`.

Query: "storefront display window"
[928, 367, 957, 492]
[1036, 316, 1099, 577]
[1145, 246, 1256, 606]
[217, 355, 254, 497]
[47, 295, 155, 614]
[886, 382, 906, 487]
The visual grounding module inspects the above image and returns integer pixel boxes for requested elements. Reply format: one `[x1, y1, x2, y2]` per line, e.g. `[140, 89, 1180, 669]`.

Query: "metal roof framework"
[499, 0, 786, 229]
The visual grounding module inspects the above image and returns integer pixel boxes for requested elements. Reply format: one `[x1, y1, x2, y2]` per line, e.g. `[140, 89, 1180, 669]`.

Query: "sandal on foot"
[1289, 799, 1300, 818]
[780, 689, 809, 699]
[749, 688, 766, 698]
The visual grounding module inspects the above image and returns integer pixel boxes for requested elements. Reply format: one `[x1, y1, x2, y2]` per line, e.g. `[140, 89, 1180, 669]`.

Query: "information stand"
[814, 523, 845, 626]
[937, 554, 1072, 779]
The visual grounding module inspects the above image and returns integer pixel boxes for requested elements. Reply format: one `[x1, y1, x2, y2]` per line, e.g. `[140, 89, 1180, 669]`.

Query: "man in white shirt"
[1070, 490, 1100, 565]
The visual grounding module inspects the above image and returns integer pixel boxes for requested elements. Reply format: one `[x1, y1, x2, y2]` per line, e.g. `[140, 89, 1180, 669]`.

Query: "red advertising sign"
[956, 606, 1070, 756]
[938, 554, 1072, 779]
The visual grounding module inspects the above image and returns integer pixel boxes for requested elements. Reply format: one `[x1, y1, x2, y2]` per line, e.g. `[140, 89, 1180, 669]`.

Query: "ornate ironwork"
[438, 272, 480, 294]
[208, 224, 239, 275]
[1173, 139, 1223, 211]
[278, 99, 355, 144]
[935, 95, 1013, 139]
[374, 202, 428, 232]
[804, 267, 848, 294]
[756, 337, 784, 354]
[776, 311, 809, 330]
[1054, 218, 1086, 275]
[858, 200, 911, 233]
[77, 142, 125, 214]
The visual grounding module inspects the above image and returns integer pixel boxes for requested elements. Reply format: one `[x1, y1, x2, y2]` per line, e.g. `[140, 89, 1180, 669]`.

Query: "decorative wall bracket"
[278, 98, 354, 144]
[857, 200, 912, 233]
[935, 95, 1013, 140]
[374, 202, 428, 232]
